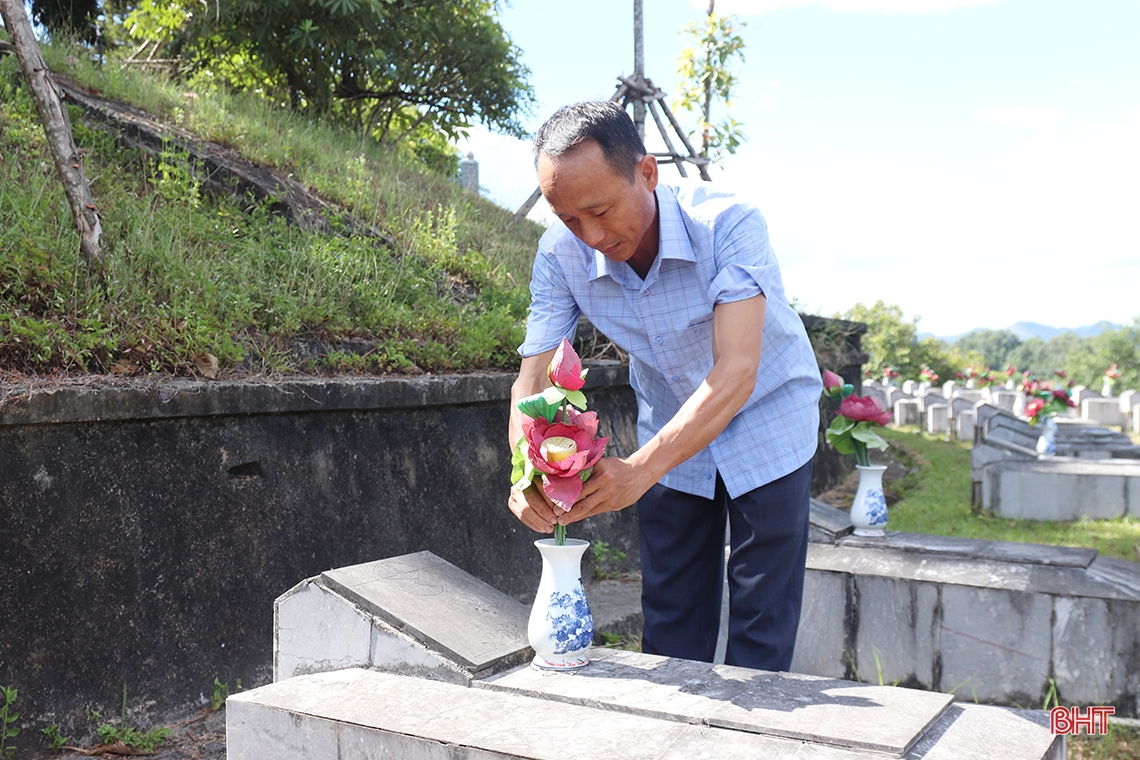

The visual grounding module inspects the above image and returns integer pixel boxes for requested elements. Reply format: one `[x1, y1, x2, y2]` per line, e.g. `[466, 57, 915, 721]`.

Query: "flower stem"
[554, 523, 566, 546]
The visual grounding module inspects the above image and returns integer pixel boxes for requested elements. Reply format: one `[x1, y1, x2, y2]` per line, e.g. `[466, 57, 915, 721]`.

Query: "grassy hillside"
[0, 37, 544, 378]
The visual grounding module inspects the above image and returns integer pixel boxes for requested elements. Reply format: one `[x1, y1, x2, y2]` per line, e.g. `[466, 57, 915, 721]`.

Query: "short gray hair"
[533, 101, 647, 180]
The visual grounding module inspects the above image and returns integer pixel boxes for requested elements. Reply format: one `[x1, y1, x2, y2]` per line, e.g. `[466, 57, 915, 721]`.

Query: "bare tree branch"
[0, 0, 103, 264]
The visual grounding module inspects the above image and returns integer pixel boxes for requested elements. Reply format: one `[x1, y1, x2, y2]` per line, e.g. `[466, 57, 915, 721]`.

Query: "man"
[508, 101, 821, 671]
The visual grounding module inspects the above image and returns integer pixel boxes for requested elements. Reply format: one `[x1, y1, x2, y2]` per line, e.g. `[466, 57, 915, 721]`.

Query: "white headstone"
[926, 404, 950, 434]
[1082, 398, 1123, 427]
[956, 410, 976, 441]
[894, 398, 919, 426]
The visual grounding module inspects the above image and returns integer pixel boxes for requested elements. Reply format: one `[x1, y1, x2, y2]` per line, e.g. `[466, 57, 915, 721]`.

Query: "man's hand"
[508, 483, 559, 534]
[555, 457, 652, 525]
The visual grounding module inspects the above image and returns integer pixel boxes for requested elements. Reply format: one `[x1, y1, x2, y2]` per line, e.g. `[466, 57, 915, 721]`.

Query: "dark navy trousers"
[637, 460, 812, 671]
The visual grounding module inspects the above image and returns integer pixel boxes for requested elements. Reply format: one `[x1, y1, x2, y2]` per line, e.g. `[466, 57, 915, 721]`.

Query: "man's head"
[533, 101, 647, 180]
[534, 102, 660, 274]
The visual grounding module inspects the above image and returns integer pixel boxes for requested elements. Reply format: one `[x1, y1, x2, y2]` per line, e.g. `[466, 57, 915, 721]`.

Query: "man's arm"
[561, 294, 766, 523]
[507, 348, 560, 533]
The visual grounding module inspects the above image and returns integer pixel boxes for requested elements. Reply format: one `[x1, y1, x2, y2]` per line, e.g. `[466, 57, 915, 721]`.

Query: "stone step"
[228, 664, 1062, 759]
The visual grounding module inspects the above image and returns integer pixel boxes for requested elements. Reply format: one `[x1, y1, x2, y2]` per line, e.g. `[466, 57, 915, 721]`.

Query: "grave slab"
[319, 551, 531, 676]
[231, 667, 980, 760]
[480, 648, 955, 756]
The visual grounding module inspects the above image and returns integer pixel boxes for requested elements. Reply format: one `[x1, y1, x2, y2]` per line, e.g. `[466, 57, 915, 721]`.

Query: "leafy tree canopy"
[62, 0, 531, 167]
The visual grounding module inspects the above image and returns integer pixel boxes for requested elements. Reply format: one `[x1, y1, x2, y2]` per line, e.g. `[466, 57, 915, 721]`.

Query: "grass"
[1069, 724, 1140, 759]
[0, 46, 543, 377]
[879, 427, 1140, 563]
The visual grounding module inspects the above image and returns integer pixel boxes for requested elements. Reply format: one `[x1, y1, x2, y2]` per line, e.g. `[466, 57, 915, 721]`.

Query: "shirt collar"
[590, 184, 695, 286]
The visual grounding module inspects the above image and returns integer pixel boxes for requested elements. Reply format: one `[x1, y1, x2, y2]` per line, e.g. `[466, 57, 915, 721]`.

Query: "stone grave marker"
[894, 398, 920, 426]
[955, 409, 976, 440]
[1082, 398, 1123, 427]
[925, 403, 950, 435]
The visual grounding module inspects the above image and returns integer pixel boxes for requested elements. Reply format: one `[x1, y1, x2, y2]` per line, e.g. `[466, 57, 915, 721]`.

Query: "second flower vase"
[850, 464, 889, 537]
[528, 538, 594, 670]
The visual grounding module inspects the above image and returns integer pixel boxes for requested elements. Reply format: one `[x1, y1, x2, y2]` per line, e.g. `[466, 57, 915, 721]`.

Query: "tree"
[1062, 319, 1140, 390]
[0, 0, 103, 263]
[674, 0, 746, 166]
[840, 301, 923, 379]
[159, 0, 533, 144]
[953, 329, 1022, 371]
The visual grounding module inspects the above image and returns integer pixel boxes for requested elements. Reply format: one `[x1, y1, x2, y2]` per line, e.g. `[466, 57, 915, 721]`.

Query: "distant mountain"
[1003, 321, 1117, 341]
[921, 321, 1118, 343]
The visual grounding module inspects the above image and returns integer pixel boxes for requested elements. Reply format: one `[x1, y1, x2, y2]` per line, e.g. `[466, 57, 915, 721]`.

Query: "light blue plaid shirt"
[520, 182, 821, 499]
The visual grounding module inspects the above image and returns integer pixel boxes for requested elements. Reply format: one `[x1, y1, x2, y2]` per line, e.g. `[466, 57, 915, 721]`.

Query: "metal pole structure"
[632, 0, 646, 140]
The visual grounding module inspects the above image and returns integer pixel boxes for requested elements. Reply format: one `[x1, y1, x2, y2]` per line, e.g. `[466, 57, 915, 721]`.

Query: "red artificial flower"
[1025, 397, 1045, 419]
[838, 395, 892, 427]
[1052, 389, 1077, 408]
[522, 406, 608, 512]
[548, 338, 587, 391]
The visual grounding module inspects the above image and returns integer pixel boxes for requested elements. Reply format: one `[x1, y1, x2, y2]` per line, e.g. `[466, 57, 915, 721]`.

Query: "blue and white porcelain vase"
[1036, 416, 1058, 457]
[528, 538, 593, 670]
[850, 464, 888, 537]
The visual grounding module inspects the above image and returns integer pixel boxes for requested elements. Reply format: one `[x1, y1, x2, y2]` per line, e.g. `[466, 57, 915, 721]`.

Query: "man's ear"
[637, 153, 659, 193]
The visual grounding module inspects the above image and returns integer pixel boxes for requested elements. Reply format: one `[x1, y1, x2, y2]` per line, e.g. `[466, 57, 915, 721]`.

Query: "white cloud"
[713, 107, 1140, 333]
[696, 0, 1004, 15]
[975, 105, 1065, 129]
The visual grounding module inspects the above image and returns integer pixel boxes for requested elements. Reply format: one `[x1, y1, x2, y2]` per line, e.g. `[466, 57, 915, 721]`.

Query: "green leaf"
[510, 438, 536, 490]
[563, 389, 587, 410]
[827, 415, 855, 435]
[541, 385, 567, 406]
[851, 424, 889, 451]
[516, 392, 560, 422]
[826, 431, 856, 455]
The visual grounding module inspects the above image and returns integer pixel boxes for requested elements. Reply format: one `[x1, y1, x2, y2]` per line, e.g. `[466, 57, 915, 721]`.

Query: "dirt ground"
[813, 447, 911, 511]
[51, 705, 227, 760]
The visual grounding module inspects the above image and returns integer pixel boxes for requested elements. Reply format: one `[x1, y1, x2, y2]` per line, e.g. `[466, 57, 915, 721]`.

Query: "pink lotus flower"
[838, 395, 892, 427]
[548, 338, 586, 391]
[523, 406, 608, 512]
[822, 369, 843, 396]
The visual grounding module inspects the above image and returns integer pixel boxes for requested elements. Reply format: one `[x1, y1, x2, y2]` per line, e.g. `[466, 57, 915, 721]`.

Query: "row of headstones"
[865, 380, 1140, 438]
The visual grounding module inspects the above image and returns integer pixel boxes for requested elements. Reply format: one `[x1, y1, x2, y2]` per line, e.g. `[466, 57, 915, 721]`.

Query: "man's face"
[537, 140, 659, 269]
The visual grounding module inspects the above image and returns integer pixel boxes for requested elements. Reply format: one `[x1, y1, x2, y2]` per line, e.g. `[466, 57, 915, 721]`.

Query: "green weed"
[591, 540, 629, 580]
[0, 687, 18, 757]
[210, 677, 243, 711]
[40, 722, 68, 751]
[85, 687, 172, 753]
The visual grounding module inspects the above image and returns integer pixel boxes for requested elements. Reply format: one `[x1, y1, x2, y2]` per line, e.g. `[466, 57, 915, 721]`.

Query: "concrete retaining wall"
[0, 372, 643, 733]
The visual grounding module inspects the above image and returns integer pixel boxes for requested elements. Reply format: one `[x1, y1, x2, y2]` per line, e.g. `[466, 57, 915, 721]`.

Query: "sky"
[457, 0, 1140, 338]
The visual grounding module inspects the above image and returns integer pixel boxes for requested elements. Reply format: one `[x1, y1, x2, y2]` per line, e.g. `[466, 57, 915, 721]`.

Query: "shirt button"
[671, 375, 680, 382]
[655, 336, 664, 344]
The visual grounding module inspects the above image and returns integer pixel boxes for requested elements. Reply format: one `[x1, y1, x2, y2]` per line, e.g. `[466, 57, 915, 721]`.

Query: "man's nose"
[580, 221, 605, 247]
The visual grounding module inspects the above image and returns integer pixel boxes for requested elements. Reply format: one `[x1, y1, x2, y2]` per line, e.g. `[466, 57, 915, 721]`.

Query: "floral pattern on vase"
[546, 587, 593, 655]
[851, 464, 888, 537]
